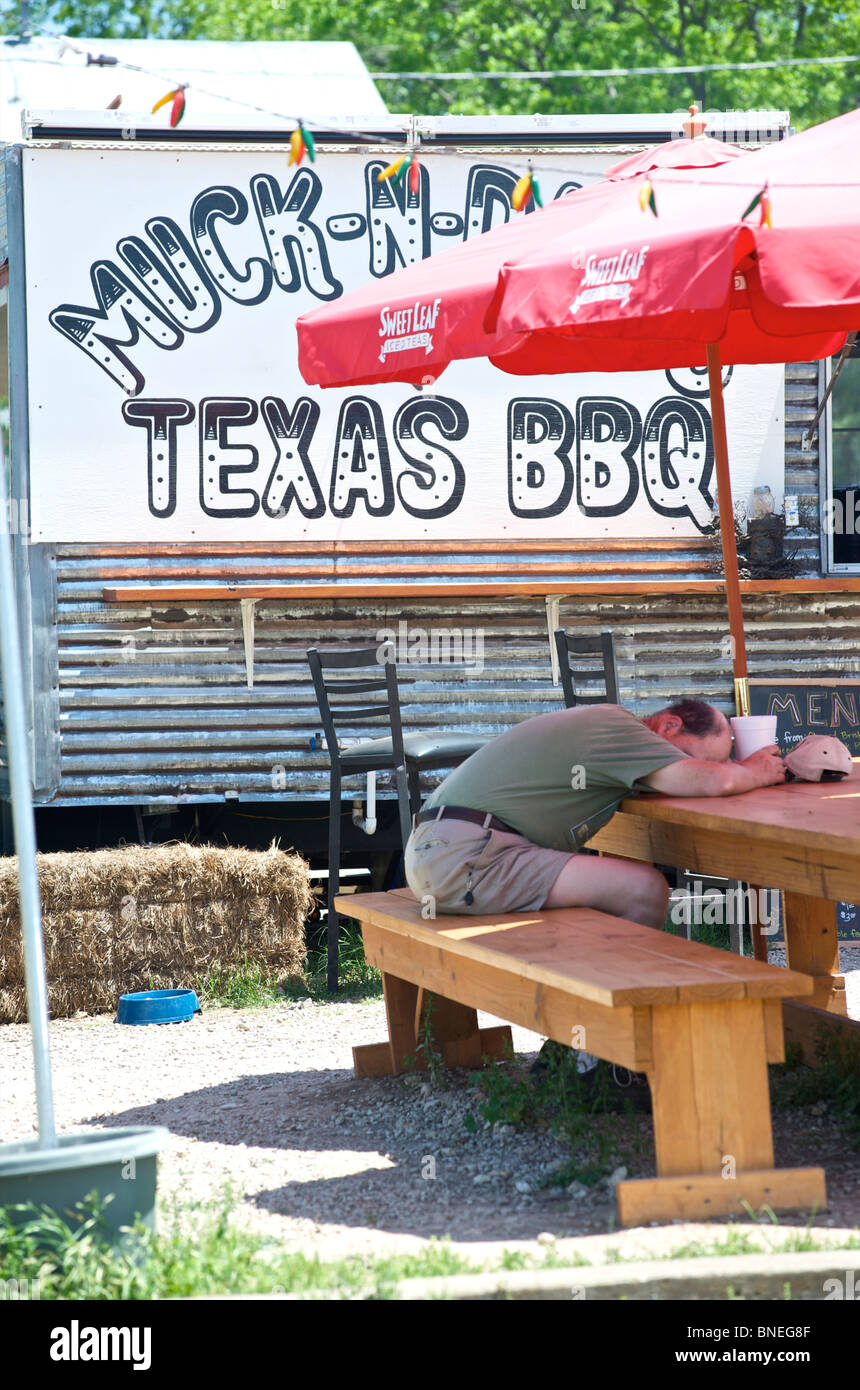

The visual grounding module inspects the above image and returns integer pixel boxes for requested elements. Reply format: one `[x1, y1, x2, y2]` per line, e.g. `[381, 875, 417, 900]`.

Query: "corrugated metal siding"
[0, 149, 7, 262]
[42, 360, 850, 807]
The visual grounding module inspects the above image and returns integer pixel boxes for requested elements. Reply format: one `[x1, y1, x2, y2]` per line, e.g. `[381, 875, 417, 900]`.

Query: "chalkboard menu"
[750, 679, 860, 943]
[749, 679, 860, 756]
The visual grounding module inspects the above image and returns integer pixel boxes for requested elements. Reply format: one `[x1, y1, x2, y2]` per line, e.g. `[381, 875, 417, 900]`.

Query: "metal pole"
[801, 332, 856, 452]
[706, 343, 750, 717]
[0, 432, 57, 1146]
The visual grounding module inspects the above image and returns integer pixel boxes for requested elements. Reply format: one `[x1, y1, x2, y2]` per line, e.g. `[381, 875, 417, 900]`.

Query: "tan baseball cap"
[783, 734, 853, 782]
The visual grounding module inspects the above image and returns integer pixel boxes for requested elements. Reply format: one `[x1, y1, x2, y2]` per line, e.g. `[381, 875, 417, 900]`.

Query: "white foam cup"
[731, 715, 778, 761]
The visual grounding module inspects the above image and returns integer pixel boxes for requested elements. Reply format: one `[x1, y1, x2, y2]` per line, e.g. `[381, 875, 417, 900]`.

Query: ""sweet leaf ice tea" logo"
[378, 297, 442, 361]
[571, 246, 649, 314]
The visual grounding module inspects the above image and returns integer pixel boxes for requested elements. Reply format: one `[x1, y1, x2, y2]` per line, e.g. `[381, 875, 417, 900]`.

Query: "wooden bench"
[337, 887, 827, 1228]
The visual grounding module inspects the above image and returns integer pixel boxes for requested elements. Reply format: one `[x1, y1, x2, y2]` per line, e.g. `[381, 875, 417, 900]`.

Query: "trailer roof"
[0, 34, 388, 141]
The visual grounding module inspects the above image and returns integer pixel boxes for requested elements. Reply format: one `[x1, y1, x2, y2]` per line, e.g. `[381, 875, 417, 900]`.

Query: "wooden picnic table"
[589, 765, 860, 1061]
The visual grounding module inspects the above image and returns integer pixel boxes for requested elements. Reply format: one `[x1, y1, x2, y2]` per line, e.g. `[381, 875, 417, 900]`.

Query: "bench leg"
[352, 971, 513, 1077]
[616, 998, 826, 1226]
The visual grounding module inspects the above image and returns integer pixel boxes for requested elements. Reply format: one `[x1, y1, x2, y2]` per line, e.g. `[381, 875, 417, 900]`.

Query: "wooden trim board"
[102, 577, 860, 603]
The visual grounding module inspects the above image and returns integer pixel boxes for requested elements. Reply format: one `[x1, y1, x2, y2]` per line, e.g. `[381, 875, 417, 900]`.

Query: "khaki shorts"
[403, 812, 572, 915]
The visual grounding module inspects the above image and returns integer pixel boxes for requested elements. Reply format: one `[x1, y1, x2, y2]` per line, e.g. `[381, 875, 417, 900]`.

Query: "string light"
[741, 181, 773, 227]
[377, 153, 411, 184]
[376, 148, 421, 187]
[151, 85, 187, 128]
[512, 164, 542, 211]
[289, 121, 316, 165]
[12, 28, 858, 211]
[638, 177, 658, 216]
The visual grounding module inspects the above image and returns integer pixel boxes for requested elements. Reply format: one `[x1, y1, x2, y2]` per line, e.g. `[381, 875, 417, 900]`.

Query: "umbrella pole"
[0, 434, 57, 1147]
[706, 343, 750, 717]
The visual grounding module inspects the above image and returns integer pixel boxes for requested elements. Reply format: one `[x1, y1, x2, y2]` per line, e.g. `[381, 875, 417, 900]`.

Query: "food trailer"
[2, 106, 857, 865]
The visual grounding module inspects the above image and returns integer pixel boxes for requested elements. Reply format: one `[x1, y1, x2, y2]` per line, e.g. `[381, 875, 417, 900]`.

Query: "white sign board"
[24, 145, 784, 542]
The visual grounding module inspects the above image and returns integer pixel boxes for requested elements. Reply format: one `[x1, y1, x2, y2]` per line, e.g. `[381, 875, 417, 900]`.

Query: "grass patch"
[197, 955, 284, 1009]
[662, 912, 751, 954]
[464, 1042, 649, 1186]
[283, 920, 383, 1002]
[0, 1191, 469, 1300]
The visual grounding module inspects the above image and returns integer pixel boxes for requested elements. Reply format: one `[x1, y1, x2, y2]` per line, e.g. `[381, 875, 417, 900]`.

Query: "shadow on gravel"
[84, 1063, 859, 1242]
[83, 1065, 635, 1241]
[83, 1068, 389, 1151]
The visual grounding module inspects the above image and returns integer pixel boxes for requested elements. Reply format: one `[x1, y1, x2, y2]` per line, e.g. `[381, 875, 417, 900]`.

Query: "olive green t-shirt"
[425, 704, 687, 852]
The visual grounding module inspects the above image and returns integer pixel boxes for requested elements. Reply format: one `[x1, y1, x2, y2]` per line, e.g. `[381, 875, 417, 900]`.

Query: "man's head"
[643, 700, 733, 763]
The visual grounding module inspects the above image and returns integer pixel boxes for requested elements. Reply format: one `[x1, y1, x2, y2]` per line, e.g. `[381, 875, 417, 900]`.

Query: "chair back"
[307, 646, 407, 767]
[553, 628, 619, 708]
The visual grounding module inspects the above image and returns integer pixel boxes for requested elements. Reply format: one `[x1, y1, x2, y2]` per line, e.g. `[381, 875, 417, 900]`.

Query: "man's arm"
[642, 745, 787, 797]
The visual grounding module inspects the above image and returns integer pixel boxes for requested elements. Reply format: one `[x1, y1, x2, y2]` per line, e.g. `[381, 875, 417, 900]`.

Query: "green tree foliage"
[5, 0, 860, 125]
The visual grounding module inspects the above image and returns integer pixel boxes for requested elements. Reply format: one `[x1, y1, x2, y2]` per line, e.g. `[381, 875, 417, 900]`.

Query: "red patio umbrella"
[298, 110, 859, 714]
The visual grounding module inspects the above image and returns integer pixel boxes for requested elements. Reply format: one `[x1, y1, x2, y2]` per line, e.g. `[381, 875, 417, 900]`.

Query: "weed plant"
[198, 955, 283, 1009]
[285, 919, 383, 1000]
[0, 1191, 467, 1300]
[463, 1041, 649, 1186]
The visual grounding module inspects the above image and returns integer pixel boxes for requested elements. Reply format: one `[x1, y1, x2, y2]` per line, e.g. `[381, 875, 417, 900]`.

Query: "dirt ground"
[2, 958, 859, 1263]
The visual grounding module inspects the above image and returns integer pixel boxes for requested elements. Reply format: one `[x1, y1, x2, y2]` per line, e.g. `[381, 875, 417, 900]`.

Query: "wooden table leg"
[616, 997, 825, 1225]
[782, 891, 847, 1015]
[748, 883, 771, 962]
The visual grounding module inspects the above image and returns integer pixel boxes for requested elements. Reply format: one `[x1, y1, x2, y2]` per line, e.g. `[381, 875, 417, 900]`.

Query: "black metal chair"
[553, 628, 619, 708]
[307, 646, 490, 990]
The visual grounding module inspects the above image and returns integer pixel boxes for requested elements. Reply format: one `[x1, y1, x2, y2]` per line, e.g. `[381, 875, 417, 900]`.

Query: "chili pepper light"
[377, 154, 409, 184]
[512, 165, 542, 212]
[742, 182, 772, 228]
[638, 178, 658, 216]
[151, 86, 186, 128]
[289, 121, 316, 166]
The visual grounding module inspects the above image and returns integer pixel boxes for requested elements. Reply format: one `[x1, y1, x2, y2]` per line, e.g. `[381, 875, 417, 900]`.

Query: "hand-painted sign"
[749, 680, 860, 757]
[24, 147, 784, 542]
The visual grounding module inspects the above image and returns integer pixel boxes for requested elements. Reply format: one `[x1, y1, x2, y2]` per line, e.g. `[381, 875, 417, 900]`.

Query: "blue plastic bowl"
[116, 988, 201, 1026]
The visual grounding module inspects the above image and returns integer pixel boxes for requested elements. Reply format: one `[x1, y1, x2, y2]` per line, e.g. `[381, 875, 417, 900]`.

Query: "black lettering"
[365, 160, 431, 277]
[251, 170, 342, 301]
[199, 398, 261, 518]
[117, 218, 219, 332]
[642, 397, 714, 532]
[576, 397, 641, 516]
[393, 396, 467, 519]
[49, 261, 180, 395]
[190, 187, 271, 305]
[508, 398, 574, 519]
[260, 396, 325, 519]
[329, 398, 394, 518]
[122, 398, 194, 518]
[464, 164, 520, 239]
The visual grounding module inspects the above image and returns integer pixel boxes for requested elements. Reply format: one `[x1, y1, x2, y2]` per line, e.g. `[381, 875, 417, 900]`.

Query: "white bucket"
[731, 715, 778, 761]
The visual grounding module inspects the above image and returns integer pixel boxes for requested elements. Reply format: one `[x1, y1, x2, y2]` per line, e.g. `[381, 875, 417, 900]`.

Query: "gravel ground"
[2, 954, 859, 1264]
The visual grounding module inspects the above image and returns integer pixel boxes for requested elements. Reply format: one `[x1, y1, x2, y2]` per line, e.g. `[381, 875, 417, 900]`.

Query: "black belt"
[414, 804, 516, 835]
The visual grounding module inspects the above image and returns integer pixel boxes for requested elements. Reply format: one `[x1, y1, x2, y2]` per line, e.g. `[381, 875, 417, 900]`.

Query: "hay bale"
[0, 841, 314, 1022]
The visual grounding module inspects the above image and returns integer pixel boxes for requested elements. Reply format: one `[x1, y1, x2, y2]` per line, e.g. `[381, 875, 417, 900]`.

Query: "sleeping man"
[405, 699, 785, 927]
[403, 699, 786, 1104]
